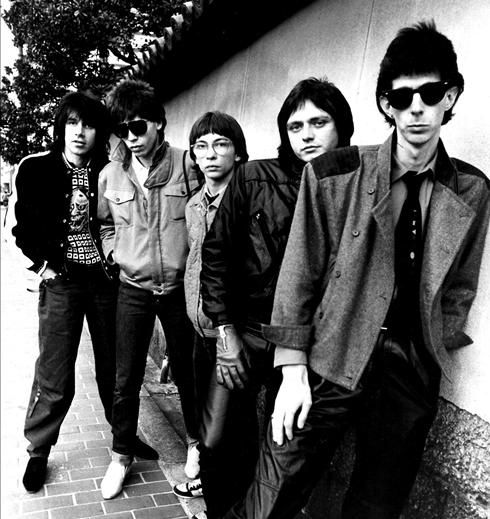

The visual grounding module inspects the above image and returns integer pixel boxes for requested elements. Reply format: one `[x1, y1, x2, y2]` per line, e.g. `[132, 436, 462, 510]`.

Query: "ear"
[234, 155, 241, 163]
[157, 121, 163, 131]
[444, 86, 459, 111]
[379, 96, 393, 120]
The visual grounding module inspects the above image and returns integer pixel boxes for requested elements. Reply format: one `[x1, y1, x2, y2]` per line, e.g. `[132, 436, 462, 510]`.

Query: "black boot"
[134, 436, 159, 460]
[23, 457, 48, 492]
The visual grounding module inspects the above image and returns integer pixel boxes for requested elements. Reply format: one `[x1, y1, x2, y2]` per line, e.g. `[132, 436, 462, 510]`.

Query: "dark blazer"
[266, 134, 490, 390]
[12, 150, 114, 279]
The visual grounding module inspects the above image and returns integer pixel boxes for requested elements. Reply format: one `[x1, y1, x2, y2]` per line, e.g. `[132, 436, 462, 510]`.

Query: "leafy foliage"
[1, 0, 181, 164]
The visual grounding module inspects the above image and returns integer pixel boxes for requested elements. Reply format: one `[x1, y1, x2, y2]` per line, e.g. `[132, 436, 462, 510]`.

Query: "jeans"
[196, 326, 280, 519]
[111, 283, 197, 455]
[25, 270, 117, 457]
[224, 333, 441, 519]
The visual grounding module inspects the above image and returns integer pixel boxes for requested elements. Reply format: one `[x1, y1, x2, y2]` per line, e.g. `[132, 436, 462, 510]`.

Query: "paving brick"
[125, 481, 172, 497]
[21, 494, 73, 513]
[85, 438, 113, 449]
[52, 457, 92, 471]
[70, 465, 107, 480]
[154, 492, 180, 506]
[63, 417, 99, 426]
[103, 495, 156, 513]
[73, 488, 103, 504]
[142, 470, 166, 482]
[19, 511, 49, 519]
[125, 473, 144, 486]
[58, 424, 81, 434]
[59, 431, 103, 443]
[133, 505, 187, 519]
[46, 478, 95, 496]
[101, 513, 134, 519]
[131, 460, 161, 473]
[67, 447, 110, 461]
[52, 441, 85, 452]
[80, 423, 111, 432]
[90, 455, 112, 467]
[50, 502, 105, 519]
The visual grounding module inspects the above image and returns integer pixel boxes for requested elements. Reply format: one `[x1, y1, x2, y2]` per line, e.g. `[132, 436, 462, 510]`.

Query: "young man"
[225, 21, 490, 519]
[197, 78, 354, 519]
[173, 112, 248, 504]
[12, 91, 118, 493]
[98, 79, 202, 499]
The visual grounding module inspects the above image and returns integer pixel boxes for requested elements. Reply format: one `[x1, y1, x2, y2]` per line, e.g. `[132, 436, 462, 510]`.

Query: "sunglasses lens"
[129, 120, 148, 136]
[115, 120, 148, 139]
[387, 88, 413, 110]
[419, 83, 446, 105]
[115, 123, 129, 139]
[386, 82, 448, 110]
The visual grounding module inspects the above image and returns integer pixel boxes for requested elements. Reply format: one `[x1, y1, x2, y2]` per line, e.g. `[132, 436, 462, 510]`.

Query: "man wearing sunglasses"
[223, 21, 489, 519]
[98, 79, 202, 499]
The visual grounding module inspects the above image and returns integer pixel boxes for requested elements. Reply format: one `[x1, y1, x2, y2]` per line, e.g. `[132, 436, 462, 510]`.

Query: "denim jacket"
[98, 140, 202, 294]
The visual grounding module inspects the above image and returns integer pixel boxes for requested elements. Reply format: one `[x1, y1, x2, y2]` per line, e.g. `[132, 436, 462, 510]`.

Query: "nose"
[126, 129, 138, 141]
[301, 124, 314, 141]
[410, 93, 424, 113]
[74, 121, 85, 135]
[205, 144, 217, 158]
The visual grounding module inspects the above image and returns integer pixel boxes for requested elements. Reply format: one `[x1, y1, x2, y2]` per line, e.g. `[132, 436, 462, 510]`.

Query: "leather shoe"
[23, 457, 48, 493]
[134, 436, 159, 460]
[101, 456, 132, 499]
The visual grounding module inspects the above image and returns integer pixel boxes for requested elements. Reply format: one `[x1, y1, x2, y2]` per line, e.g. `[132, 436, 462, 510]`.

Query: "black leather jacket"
[201, 158, 302, 326]
[12, 150, 116, 280]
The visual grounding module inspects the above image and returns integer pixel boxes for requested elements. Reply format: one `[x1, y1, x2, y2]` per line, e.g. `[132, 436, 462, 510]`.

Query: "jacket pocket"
[104, 189, 135, 225]
[163, 182, 192, 221]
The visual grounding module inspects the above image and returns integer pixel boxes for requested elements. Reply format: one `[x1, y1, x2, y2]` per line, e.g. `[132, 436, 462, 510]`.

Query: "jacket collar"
[111, 137, 168, 172]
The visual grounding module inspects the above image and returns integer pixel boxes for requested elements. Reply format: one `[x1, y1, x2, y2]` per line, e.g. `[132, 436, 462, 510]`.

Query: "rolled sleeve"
[274, 346, 307, 368]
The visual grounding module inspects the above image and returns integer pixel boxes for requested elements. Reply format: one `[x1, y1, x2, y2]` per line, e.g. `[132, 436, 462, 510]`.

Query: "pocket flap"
[104, 189, 135, 204]
[163, 179, 201, 197]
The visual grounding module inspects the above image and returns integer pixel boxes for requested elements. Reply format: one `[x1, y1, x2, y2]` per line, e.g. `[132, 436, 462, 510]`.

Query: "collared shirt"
[390, 151, 437, 230]
[131, 154, 149, 198]
[200, 185, 228, 231]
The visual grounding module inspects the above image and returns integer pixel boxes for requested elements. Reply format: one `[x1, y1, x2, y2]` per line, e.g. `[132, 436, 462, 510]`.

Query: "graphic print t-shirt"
[66, 166, 100, 265]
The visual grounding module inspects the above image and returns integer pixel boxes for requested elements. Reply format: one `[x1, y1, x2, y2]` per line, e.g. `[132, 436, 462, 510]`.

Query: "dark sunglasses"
[383, 81, 450, 110]
[114, 120, 148, 139]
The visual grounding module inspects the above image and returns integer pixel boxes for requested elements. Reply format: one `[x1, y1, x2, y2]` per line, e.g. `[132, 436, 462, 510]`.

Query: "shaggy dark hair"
[189, 111, 248, 164]
[277, 77, 354, 172]
[376, 20, 464, 125]
[52, 91, 110, 162]
[106, 79, 166, 132]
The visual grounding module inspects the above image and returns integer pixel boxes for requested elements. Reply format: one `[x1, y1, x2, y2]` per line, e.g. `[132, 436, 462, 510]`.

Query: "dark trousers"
[25, 272, 117, 457]
[195, 328, 279, 519]
[224, 334, 441, 519]
[111, 283, 197, 455]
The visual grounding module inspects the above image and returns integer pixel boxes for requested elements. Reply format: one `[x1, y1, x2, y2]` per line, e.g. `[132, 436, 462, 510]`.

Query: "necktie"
[392, 171, 428, 335]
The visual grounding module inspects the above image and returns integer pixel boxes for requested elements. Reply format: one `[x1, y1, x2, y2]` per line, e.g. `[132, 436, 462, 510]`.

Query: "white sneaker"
[101, 454, 133, 499]
[184, 444, 200, 479]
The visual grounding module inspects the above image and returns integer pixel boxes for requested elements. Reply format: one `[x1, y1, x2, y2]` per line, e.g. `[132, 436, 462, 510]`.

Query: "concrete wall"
[157, 0, 490, 516]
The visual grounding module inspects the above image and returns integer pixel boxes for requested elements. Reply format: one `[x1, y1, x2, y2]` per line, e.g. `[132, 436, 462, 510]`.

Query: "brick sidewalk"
[1, 235, 203, 519]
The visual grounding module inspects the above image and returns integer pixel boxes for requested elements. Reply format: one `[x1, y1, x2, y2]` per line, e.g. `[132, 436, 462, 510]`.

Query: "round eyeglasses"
[191, 139, 233, 157]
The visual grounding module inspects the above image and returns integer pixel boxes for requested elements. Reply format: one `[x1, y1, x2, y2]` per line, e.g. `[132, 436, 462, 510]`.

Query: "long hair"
[52, 91, 110, 162]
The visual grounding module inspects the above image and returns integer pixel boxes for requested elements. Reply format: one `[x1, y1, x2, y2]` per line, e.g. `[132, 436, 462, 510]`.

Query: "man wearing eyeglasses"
[97, 79, 202, 499]
[223, 21, 490, 519]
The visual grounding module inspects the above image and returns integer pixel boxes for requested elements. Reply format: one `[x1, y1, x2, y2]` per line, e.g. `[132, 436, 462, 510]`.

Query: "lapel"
[371, 135, 394, 246]
[421, 142, 476, 303]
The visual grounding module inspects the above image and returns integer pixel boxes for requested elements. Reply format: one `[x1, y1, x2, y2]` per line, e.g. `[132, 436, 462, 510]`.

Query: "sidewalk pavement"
[1, 220, 206, 519]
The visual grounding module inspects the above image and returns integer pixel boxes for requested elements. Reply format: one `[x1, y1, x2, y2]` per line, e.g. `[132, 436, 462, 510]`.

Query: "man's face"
[121, 117, 162, 163]
[193, 132, 240, 182]
[286, 99, 339, 162]
[64, 111, 96, 160]
[379, 73, 458, 150]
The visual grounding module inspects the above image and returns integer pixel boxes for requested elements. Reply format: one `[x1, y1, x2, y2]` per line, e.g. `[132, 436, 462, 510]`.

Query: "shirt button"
[60, 242, 64, 247]
[116, 197, 120, 202]
[368, 188, 375, 195]
[89, 217, 93, 221]
[90, 192, 94, 197]
[62, 218, 67, 223]
[335, 270, 341, 278]
[352, 230, 360, 237]
[65, 193, 70, 198]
